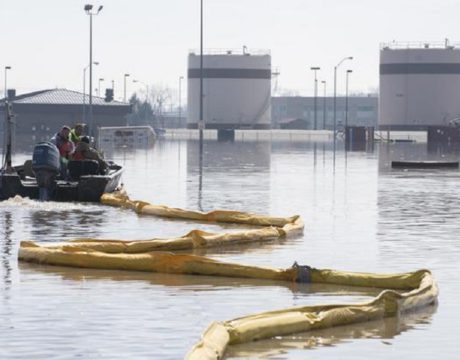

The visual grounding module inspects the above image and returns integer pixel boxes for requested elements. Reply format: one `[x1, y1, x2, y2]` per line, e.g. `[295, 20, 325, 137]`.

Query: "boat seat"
[68, 160, 100, 180]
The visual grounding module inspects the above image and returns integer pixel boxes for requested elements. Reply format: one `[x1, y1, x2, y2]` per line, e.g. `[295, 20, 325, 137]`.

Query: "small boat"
[0, 158, 123, 202]
[1, 103, 123, 202]
[391, 160, 459, 169]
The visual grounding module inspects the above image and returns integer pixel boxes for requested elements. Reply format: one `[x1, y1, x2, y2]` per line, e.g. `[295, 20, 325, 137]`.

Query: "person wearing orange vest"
[73, 136, 109, 174]
[50, 126, 75, 159]
[50, 125, 75, 178]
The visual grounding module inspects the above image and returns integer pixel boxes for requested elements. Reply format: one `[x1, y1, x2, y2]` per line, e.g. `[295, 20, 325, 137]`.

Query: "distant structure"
[272, 95, 378, 130]
[0, 89, 131, 147]
[187, 49, 271, 130]
[98, 126, 155, 148]
[379, 41, 460, 130]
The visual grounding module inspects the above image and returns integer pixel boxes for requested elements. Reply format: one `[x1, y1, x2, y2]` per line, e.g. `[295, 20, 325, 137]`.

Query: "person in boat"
[73, 136, 109, 174]
[69, 123, 85, 143]
[50, 125, 75, 178]
[50, 125, 75, 159]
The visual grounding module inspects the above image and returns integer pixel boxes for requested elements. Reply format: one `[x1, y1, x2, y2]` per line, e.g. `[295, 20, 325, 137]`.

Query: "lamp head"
[93, 61, 99, 65]
[84, 4, 93, 11]
[347, 70, 353, 73]
[124, 74, 130, 77]
[97, 5, 103, 13]
[5, 66, 11, 70]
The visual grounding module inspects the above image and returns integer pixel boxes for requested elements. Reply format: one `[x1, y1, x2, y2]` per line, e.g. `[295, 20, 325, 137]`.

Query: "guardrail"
[380, 41, 460, 50]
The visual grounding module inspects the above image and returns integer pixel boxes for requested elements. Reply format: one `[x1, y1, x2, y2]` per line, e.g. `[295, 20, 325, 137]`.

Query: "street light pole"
[84, 4, 103, 143]
[98, 78, 104, 97]
[199, 0, 204, 142]
[179, 76, 184, 127]
[345, 70, 352, 132]
[333, 56, 353, 154]
[123, 73, 130, 102]
[321, 80, 326, 130]
[4, 66, 11, 99]
[82, 61, 99, 123]
[310, 67, 320, 130]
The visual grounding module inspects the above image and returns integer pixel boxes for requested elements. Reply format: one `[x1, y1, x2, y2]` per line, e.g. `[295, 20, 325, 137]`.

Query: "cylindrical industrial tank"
[379, 42, 460, 130]
[187, 50, 271, 129]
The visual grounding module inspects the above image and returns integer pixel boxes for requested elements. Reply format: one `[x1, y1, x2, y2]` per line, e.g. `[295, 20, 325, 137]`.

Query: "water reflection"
[225, 305, 437, 359]
[1, 196, 110, 239]
[377, 142, 460, 264]
[187, 140, 271, 212]
[1, 211, 14, 289]
[28, 208, 107, 240]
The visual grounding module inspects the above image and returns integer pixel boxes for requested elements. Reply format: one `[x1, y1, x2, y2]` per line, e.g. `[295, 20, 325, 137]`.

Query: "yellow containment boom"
[100, 192, 303, 229]
[39, 226, 298, 253]
[17, 193, 438, 359]
[18, 241, 437, 359]
[186, 269, 437, 359]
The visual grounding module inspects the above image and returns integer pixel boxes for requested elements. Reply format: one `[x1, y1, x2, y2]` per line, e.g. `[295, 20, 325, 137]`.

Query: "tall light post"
[199, 0, 204, 140]
[179, 76, 184, 127]
[4, 66, 11, 99]
[84, 3, 103, 143]
[333, 56, 353, 154]
[198, 0, 204, 202]
[98, 78, 104, 97]
[123, 73, 130, 102]
[321, 80, 326, 130]
[310, 67, 320, 130]
[345, 70, 352, 131]
[82, 61, 99, 123]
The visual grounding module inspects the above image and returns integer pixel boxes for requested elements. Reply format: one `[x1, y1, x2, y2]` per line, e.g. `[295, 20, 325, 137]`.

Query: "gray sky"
[1, 0, 458, 100]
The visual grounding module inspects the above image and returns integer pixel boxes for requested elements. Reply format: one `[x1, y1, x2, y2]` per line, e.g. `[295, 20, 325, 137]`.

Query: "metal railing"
[189, 48, 270, 56]
[380, 41, 460, 50]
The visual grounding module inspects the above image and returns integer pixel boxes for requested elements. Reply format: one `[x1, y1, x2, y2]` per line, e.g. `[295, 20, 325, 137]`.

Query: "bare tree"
[147, 85, 172, 128]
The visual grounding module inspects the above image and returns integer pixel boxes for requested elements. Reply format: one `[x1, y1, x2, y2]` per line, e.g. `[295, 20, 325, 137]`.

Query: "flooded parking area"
[1, 139, 459, 359]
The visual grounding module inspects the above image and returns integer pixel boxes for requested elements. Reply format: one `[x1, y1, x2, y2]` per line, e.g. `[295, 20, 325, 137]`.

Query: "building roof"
[2, 88, 129, 107]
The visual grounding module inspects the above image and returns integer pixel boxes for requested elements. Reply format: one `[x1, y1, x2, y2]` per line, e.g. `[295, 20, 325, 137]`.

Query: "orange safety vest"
[72, 150, 85, 161]
[59, 140, 74, 159]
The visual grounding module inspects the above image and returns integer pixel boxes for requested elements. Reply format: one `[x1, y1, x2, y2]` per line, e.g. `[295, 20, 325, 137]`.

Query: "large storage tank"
[187, 50, 271, 129]
[379, 42, 460, 130]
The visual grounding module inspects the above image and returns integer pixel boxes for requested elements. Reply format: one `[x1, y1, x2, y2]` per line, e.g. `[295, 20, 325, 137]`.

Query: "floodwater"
[1, 138, 459, 359]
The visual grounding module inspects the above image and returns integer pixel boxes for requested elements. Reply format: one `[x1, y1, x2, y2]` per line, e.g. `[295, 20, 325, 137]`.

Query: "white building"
[379, 42, 460, 130]
[187, 50, 271, 129]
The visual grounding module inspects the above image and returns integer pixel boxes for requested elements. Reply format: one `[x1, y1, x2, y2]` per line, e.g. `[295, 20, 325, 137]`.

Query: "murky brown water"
[1, 139, 458, 359]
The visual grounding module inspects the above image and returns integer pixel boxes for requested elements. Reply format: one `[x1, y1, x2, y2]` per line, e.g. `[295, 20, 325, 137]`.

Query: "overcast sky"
[1, 0, 458, 101]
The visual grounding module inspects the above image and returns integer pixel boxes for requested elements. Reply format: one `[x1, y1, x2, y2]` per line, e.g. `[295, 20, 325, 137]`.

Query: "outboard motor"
[32, 142, 60, 201]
